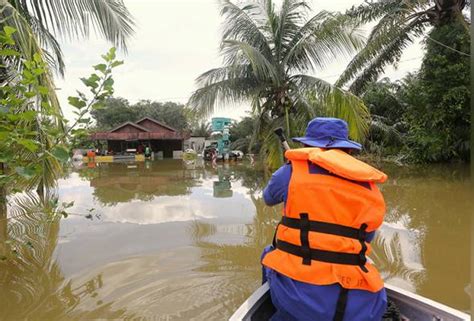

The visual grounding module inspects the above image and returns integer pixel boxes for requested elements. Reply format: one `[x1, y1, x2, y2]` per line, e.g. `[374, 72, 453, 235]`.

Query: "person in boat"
[261, 117, 388, 321]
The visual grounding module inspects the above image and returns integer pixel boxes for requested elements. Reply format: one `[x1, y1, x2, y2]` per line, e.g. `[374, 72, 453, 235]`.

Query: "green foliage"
[337, 0, 469, 94]
[0, 26, 123, 190]
[229, 116, 260, 154]
[0, 27, 62, 190]
[361, 79, 406, 158]
[90, 98, 191, 132]
[191, 122, 211, 138]
[188, 0, 370, 169]
[67, 47, 124, 149]
[358, 21, 470, 163]
[400, 22, 470, 162]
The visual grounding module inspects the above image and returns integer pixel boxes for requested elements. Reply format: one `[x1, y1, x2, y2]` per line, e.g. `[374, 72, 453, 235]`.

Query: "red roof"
[90, 117, 188, 141]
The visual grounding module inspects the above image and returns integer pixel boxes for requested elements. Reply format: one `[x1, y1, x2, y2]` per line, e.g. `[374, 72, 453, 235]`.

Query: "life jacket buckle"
[358, 223, 369, 272]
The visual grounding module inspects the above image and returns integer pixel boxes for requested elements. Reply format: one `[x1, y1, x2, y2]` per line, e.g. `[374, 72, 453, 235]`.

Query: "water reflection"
[187, 195, 280, 318]
[0, 192, 136, 320]
[378, 164, 471, 311]
[81, 161, 199, 205]
[0, 161, 470, 320]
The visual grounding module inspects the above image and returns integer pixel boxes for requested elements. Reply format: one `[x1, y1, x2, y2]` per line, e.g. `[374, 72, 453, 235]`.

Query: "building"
[90, 117, 189, 158]
[183, 136, 206, 153]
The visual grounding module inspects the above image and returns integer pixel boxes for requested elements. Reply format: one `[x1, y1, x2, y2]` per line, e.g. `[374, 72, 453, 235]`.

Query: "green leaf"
[15, 166, 37, 179]
[103, 77, 114, 90]
[94, 64, 107, 73]
[111, 60, 124, 68]
[51, 146, 70, 162]
[18, 139, 39, 152]
[0, 132, 9, 140]
[33, 53, 42, 63]
[3, 26, 16, 37]
[68, 96, 87, 109]
[91, 102, 105, 110]
[0, 49, 20, 56]
[102, 47, 117, 62]
[18, 111, 37, 121]
[37, 86, 49, 95]
[24, 91, 36, 98]
[81, 75, 100, 89]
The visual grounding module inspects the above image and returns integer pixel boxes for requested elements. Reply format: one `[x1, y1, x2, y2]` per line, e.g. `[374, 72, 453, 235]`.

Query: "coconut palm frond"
[336, 17, 427, 93]
[188, 78, 260, 117]
[21, 11, 65, 75]
[0, 5, 63, 123]
[347, 19, 428, 94]
[222, 40, 278, 81]
[345, 0, 405, 24]
[284, 12, 365, 73]
[219, 0, 272, 58]
[274, 0, 310, 61]
[16, 0, 135, 50]
[292, 74, 370, 141]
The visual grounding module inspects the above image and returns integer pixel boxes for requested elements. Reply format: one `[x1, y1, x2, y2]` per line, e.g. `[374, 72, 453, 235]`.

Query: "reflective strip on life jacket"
[262, 148, 386, 293]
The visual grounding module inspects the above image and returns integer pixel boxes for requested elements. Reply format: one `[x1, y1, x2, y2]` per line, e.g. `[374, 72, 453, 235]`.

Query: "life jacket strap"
[277, 215, 369, 272]
[280, 216, 368, 240]
[275, 240, 366, 267]
[333, 287, 349, 321]
[299, 213, 311, 265]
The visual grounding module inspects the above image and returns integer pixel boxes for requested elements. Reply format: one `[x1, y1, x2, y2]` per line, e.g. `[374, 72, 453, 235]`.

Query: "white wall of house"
[183, 137, 206, 152]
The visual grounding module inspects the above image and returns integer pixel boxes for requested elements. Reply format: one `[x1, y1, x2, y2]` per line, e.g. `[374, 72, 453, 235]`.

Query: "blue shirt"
[263, 163, 292, 206]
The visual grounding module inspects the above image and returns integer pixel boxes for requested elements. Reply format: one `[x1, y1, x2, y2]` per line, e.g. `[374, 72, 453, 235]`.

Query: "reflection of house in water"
[88, 162, 197, 204]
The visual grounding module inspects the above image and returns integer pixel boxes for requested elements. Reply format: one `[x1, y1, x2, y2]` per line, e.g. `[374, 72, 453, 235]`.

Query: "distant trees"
[229, 116, 260, 154]
[91, 98, 191, 131]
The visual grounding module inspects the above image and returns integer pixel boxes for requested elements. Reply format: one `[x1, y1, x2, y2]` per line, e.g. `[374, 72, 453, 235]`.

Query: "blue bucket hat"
[292, 117, 362, 150]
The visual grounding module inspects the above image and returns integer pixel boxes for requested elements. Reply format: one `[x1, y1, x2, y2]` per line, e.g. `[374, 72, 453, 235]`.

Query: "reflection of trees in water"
[187, 195, 280, 317]
[77, 161, 200, 205]
[0, 192, 136, 320]
[371, 214, 425, 292]
[375, 163, 471, 310]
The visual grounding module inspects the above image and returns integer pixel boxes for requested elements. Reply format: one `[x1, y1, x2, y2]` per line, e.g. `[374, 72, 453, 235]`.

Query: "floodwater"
[0, 159, 470, 320]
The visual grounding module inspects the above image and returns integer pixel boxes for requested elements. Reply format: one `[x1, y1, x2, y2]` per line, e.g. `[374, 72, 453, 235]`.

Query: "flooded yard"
[0, 159, 470, 320]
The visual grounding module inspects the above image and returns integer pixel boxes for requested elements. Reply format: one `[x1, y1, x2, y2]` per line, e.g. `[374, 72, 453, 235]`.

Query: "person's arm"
[263, 163, 292, 206]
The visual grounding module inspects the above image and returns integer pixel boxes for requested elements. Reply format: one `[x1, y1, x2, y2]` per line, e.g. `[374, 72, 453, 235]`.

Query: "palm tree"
[0, 0, 135, 128]
[336, 0, 470, 94]
[0, 0, 134, 76]
[192, 121, 212, 138]
[188, 0, 371, 168]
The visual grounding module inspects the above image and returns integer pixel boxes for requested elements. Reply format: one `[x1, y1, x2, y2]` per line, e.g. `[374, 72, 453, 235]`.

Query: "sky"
[55, 0, 424, 123]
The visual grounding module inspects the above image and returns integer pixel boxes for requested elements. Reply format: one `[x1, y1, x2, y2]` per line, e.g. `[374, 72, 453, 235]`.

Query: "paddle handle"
[274, 127, 291, 151]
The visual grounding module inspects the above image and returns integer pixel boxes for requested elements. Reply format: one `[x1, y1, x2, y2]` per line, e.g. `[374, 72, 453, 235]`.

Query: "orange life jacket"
[262, 148, 387, 292]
